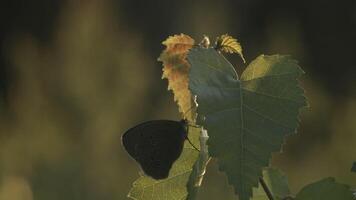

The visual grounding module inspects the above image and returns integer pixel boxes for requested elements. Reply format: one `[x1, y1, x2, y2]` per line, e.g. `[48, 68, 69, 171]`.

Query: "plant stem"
[186, 128, 210, 199]
[259, 177, 275, 200]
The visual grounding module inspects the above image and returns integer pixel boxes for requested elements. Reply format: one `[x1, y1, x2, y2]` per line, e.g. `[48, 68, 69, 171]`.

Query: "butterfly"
[122, 119, 197, 180]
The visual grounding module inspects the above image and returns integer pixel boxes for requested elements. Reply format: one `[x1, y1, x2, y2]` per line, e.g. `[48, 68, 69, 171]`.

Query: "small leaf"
[215, 34, 246, 63]
[188, 48, 306, 200]
[295, 177, 354, 200]
[159, 34, 196, 121]
[351, 162, 356, 173]
[252, 168, 291, 200]
[128, 127, 200, 200]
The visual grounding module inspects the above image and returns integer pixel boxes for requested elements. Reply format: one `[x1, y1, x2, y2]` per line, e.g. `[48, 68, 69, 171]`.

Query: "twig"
[259, 177, 275, 200]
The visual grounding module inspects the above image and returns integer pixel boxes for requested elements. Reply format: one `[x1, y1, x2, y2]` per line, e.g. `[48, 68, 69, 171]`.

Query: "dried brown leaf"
[158, 34, 196, 121]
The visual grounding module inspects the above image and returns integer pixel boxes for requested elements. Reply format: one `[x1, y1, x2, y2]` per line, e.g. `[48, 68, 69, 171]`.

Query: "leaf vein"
[242, 88, 301, 104]
[242, 72, 297, 81]
[205, 107, 241, 116]
[192, 59, 227, 75]
[242, 104, 293, 130]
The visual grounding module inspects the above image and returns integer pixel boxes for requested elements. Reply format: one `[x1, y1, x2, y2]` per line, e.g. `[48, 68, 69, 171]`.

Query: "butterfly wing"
[122, 120, 187, 179]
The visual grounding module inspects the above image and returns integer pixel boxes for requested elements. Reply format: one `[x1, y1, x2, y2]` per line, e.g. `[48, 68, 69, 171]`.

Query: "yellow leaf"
[215, 34, 246, 63]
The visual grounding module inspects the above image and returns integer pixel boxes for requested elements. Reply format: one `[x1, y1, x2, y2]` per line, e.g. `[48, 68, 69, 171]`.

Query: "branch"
[259, 177, 275, 200]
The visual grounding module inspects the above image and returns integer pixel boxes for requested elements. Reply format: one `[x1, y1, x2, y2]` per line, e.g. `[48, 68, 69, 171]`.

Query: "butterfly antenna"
[182, 106, 195, 118]
[186, 137, 200, 152]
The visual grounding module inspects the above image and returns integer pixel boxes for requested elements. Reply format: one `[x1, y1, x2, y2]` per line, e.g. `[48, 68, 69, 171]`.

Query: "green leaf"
[351, 162, 356, 173]
[128, 127, 200, 200]
[188, 48, 306, 200]
[252, 168, 291, 200]
[295, 177, 354, 200]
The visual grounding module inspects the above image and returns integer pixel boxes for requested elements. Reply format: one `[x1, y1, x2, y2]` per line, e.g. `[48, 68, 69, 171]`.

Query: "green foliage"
[253, 170, 355, 200]
[295, 178, 355, 200]
[188, 48, 306, 200]
[128, 127, 200, 200]
[126, 34, 353, 200]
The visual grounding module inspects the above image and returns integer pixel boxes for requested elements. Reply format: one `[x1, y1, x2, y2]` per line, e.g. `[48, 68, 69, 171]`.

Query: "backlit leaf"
[128, 127, 200, 200]
[188, 47, 306, 200]
[295, 177, 354, 200]
[215, 34, 245, 63]
[158, 34, 196, 121]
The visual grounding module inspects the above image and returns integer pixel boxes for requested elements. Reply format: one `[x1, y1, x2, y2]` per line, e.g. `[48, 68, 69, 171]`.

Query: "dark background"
[0, 0, 355, 199]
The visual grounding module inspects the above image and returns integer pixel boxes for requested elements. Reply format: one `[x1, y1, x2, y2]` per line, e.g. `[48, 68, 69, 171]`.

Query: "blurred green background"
[0, 0, 355, 199]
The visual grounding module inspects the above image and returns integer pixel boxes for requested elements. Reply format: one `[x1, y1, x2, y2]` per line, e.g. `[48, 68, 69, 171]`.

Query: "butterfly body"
[122, 119, 188, 179]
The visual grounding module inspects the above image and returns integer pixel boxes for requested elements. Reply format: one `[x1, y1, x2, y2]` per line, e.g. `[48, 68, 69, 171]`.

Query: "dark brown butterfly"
[122, 119, 189, 179]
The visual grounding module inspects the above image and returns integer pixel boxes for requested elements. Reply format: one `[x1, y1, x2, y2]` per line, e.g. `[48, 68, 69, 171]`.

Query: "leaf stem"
[259, 177, 275, 200]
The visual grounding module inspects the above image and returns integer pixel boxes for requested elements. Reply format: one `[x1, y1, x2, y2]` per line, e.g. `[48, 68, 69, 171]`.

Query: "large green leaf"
[252, 168, 291, 200]
[295, 177, 354, 200]
[188, 47, 306, 200]
[128, 127, 200, 200]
